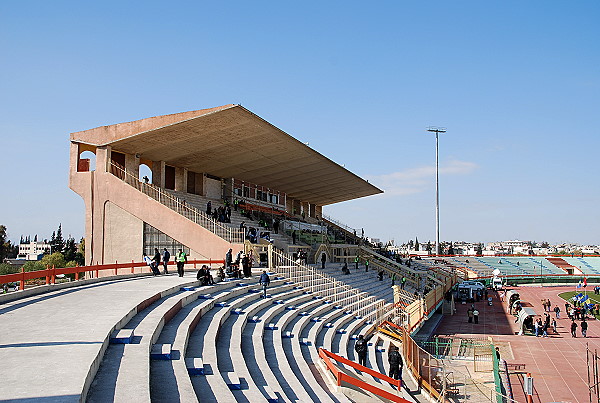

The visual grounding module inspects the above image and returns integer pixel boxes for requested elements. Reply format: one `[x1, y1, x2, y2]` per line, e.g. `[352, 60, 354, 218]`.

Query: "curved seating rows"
[77, 267, 406, 403]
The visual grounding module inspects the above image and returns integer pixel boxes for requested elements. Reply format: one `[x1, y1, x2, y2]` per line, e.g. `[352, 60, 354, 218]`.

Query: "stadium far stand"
[2, 105, 598, 402]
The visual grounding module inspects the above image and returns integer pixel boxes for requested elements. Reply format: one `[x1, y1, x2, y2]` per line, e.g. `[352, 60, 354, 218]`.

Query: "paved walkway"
[0, 274, 195, 402]
[435, 285, 600, 403]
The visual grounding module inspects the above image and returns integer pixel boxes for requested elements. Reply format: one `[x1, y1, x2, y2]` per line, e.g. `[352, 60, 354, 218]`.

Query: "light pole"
[427, 127, 446, 256]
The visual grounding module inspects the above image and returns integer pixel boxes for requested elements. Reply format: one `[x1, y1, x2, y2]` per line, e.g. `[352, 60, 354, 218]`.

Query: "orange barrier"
[318, 348, 409, 403]
[0, 259, 225, 291]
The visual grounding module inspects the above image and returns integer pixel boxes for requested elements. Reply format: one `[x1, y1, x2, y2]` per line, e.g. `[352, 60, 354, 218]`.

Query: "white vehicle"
[492, 277, 503, 290]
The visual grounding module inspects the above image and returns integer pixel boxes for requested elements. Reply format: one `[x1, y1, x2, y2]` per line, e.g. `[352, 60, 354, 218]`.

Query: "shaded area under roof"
[71, 105, 383, 206]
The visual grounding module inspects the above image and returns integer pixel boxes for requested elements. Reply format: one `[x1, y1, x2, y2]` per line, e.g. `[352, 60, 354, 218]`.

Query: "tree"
[63, 237, 77, 262]
[0, 225, 7, 262]
[476, 243, 484, 256]
[448, 241, 455, 256]
[415, 237, 420, 251]
[75, 238, 85, 266]
[541, 241, 550, 249]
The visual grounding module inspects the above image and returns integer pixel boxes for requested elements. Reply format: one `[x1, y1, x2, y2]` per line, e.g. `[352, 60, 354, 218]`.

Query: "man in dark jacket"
[388, 345, 403, 381]
[151, 248, 161, 276]
[259, 270, 270, 298]
[354, 334, 372, 367]
[162, 248, 170, 274]
[321, 253, 327, 270]
[225, 248, 233, 270]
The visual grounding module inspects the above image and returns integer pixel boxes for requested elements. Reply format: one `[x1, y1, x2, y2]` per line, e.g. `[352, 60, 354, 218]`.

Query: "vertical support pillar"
[152, 161, 166, 188]
[268, 244, 273, 271]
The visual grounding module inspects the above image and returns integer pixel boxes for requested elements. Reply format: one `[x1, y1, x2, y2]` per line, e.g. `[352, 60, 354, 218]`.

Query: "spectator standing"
[242, 253, 251, 278]
[582, 319, 588, 338]
[225, 248, 233, 270]
[388, 345, 403, 382]
[473, 308, 480, 324]
[571, 320, 578, 338]
[162, 248, 170, 274]
[365, 260, 369, 272]
[259, 270, 270, 298]
[206, 201, 212, 215]
[353, 334, 372, 367]
[151, 248, 162, 275]
[176, 249, 187, 277]
[467, 307, 474, 323]
[401, 276, 407, 289]
[554, 305, 560, 319]
[354, 256, 359, 271]
[321, 253, 326, 270]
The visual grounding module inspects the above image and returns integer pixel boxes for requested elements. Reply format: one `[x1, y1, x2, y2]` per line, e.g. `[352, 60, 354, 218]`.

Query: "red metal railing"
[0, 259, 225, 291]
[318, 348, 409, 403]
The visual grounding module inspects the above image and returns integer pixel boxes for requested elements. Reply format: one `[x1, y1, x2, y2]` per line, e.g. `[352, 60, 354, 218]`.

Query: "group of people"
[353, 334, 403, 383]
[143, 248, 187, 277]
[467, 305, 480, 324]
[206, 200, 232, 223]
[225, 248, 253, 278]
[534, 313, 555, 337]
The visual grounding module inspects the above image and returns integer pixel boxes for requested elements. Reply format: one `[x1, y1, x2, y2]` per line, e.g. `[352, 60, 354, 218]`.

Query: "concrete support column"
[309, 203, 316, 218]
[175, 167, 186, 192]
[96, 146, 111, 173]
[152, 161, 165, 188]
[268, 243, 273, 271]
[125, 153, 139, 177]
[315, 205, 323, 219]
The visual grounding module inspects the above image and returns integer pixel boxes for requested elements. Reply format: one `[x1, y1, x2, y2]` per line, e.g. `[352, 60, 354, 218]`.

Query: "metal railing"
[270, 249, 394, 325]
[108, 163, 244, 243]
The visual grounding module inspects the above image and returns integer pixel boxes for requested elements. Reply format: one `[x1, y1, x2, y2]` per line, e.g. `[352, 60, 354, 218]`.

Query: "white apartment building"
[18, 241, 51, 261]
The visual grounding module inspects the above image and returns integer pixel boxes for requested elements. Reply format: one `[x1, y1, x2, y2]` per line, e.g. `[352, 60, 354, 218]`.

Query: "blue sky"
[1, 1, 598, 245]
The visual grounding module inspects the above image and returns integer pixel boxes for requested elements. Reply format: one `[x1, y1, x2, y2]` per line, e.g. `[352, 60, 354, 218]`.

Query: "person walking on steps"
[354, 256, 359, 271]
[388, 345, 403, 383]
[176, 249, 187, 277]
[365, 260, 369, 272]
[162, 248, 170, 274]
[354, 334, 373, 367]
[259, 270, 270, 298]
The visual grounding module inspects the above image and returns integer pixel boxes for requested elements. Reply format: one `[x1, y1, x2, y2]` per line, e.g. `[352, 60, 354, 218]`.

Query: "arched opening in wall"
[139, 163, 152, 184]
[78, 150, 96, 172]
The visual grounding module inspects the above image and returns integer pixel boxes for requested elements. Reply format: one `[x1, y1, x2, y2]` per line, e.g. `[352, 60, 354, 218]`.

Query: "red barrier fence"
[0, 259, 225, 291]
[318, 348, 409, 403]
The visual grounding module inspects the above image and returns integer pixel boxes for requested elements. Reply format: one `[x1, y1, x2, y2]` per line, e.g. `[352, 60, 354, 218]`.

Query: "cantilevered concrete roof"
[71, 105, 383, 206]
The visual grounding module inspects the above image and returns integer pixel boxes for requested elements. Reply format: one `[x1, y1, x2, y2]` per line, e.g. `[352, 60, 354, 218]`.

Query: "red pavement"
[434, 285, 598, 403]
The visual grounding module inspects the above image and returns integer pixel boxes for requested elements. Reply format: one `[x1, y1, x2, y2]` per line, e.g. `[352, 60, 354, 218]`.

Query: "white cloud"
[366, 160, 477, 196]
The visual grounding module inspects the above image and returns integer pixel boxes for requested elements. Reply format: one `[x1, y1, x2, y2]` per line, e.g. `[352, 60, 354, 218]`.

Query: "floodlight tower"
[427, 127, 446, 256]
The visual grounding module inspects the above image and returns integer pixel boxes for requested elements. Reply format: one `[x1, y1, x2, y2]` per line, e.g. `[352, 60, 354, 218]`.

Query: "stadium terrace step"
[0, 274, 201, 403]
[151, 282, 255, 403]
[88, 280, 210, 402]
[245, 292, 315, 401]
[219, 284, 299, 402]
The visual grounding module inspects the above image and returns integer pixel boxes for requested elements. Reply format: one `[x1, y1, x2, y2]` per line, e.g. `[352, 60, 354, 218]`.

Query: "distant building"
[17, 241, 50, 261]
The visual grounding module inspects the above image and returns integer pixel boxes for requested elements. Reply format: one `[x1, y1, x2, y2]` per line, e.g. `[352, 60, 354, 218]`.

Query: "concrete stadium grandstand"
[3, 105, 599, 403]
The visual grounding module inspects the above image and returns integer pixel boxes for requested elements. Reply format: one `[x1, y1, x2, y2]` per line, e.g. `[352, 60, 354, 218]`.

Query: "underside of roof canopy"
[71, 104, 383, 206]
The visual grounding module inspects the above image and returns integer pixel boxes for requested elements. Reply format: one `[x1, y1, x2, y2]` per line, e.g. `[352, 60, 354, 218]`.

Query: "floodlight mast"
[426, 127, 446, 256]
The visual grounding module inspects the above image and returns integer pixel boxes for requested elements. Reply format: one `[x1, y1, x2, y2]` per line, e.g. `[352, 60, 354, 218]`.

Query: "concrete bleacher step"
[110, 328, 134, 344]
[150, 343, 173, 360]
[152, 280, 260, 403]
[87, 278, 203, 403]
[186, 357, 205, 376]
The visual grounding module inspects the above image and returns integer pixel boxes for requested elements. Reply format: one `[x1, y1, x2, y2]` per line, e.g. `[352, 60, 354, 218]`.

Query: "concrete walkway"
[0, 274, 196, 402]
